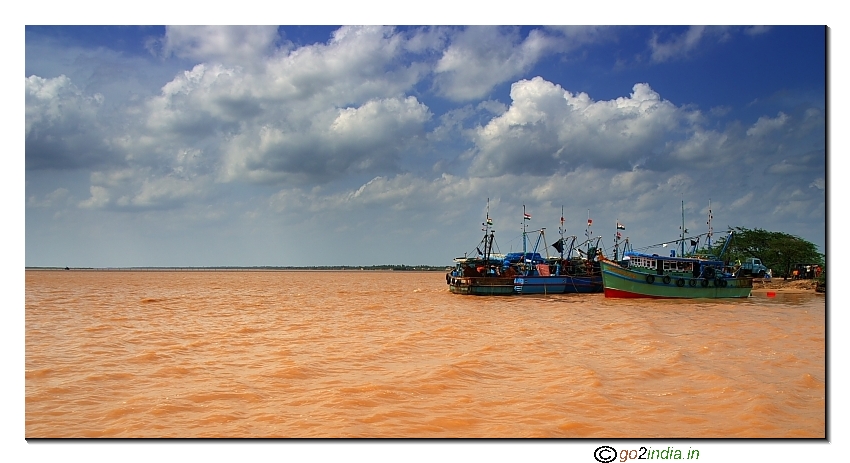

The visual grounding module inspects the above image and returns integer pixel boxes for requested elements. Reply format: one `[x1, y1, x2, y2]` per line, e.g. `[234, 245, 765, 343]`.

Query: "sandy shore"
[750, 277, 823, 294]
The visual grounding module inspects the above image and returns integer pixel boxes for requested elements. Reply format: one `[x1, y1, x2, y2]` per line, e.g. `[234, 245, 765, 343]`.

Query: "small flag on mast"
[524, 212, 531, 220]
[616, 222, 625, 230]
[587, 218, 592, 227]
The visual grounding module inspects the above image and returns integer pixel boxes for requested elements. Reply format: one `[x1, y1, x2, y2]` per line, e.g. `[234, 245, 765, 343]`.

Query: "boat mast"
[485, 198, 493, 263]
[487, 230, 495, 265]
[706, 199, 713, 250]
[614, 218, 620, 261]
[532, 228, 545, 259]
[480, 198, 494, 264]
[559, 206, 565, 260]
[679, 199, 686, 257]
[522, 204, 528, 274]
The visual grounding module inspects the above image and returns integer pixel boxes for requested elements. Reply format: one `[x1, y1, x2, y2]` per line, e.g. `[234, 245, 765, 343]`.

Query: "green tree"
[713, 227, 824, 278]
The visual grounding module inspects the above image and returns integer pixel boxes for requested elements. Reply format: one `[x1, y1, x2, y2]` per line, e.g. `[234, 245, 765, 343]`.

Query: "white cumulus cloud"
[434, 27, 560, 102]
[161, 25, 281, 67]
[468, 78, 686, 176]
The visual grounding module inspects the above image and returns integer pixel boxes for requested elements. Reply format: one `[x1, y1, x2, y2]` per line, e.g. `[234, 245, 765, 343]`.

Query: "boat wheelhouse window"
[630, 257, 657, 269]
[662, 260, 694, 272]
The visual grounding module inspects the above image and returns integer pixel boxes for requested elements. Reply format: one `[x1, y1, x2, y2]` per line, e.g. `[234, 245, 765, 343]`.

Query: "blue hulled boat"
[510, 206, 603, 295]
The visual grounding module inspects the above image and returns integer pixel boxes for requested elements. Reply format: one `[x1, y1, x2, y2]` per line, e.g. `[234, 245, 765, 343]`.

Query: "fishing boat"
[510, 206, 603, 294]
[599, 202, 752, 298]
[599, 249, 753, 298]
[446, 202, 515, 295]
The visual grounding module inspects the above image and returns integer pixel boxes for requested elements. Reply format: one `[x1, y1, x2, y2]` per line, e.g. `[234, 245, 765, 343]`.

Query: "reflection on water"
[26, 270, 825, 437]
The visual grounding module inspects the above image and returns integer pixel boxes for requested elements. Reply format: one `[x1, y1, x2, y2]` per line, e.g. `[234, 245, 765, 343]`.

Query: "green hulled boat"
[599, 254, 753, 299]
[601, 202, 753, 299]
[600, 225, 753, 298]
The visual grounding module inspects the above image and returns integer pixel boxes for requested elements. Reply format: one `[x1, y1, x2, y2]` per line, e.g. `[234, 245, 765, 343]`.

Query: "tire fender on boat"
[662, 275, 671, 285]
[689, 279, 697, 287]
[646, 274, 655, 284]
[676, 278, 685, 287]
[700, 279, 709, 288]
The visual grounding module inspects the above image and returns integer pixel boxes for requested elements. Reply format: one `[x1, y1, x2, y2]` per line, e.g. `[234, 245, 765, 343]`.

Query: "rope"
[630, 231, 715, 253]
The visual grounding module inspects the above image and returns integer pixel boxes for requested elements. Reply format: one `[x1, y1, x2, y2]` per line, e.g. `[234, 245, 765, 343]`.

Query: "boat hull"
[513, 275, 602, 294]
[600, 259, 752, 299]
[447, 276, 515, 295]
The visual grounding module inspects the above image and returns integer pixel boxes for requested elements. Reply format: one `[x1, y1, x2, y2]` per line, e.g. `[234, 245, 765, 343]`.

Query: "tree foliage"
[712, 227, 823, 277]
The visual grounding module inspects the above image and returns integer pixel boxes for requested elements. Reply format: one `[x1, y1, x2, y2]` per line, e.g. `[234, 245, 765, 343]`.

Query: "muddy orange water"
[25, 270, 825, 438]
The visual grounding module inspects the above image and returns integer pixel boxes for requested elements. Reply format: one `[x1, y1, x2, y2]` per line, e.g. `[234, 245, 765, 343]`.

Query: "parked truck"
[739, 258, 769, 277]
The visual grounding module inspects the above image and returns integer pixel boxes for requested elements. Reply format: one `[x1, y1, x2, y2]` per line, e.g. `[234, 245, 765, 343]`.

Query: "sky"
[24, 24, 827, 267]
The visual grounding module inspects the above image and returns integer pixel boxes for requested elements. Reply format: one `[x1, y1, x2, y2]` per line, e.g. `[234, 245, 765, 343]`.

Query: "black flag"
[552, 238, 565, 254]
